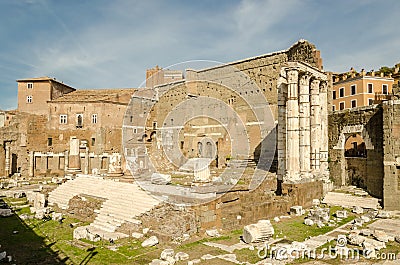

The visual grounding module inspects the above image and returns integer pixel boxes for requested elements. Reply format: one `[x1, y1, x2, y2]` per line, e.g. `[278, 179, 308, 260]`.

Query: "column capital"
[310, 78, 321, 91]
[320, 81, 328, 93]
[287, 69, 299, 84]
[299, 73, 312, 86]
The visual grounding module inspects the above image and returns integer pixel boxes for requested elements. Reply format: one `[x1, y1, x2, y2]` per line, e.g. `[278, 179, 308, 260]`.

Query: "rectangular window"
[60, 114, 67, 124]
[91, 138, 96, 146]
[339, 87, 344, 98]
[47, 137, 53, 146]
[351, 99, 357, 108]
[152, 121, 157, 130]
[332, 91, 337, 100]
[368, 98, 374, 105]
[351, 85, 356, 95]
[332, 105, 336, 111]
[27, 83, 33, 89]
[92, 114, 97, 124]
[367, 83, 373, 93]
[339, 102, 345, 110]
[26, 95, 32, 103]
[382, 84, 388, 94]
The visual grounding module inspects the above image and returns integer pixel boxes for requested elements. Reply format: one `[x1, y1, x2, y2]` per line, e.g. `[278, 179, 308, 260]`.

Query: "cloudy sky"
[0, 0, 399, 110]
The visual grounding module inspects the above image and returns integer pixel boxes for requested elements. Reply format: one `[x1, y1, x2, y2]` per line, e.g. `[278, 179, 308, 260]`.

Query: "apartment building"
[332, 70, 394, 111]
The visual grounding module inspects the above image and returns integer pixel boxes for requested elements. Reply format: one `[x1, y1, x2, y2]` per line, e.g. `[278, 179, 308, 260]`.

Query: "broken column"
[243, 220, 274, 243]
[29, 151, 34, 178]
[194, 159, 210, 182]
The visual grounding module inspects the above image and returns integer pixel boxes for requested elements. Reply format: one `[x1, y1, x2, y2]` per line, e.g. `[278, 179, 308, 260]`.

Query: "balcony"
[374, 92, 393, 103]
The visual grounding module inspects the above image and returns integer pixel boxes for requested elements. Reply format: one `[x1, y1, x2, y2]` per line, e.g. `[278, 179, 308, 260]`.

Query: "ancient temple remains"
[277, 62, 329, 183]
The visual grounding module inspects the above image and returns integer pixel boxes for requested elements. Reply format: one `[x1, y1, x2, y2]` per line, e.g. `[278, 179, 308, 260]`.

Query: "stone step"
[48, 175, 161, 239]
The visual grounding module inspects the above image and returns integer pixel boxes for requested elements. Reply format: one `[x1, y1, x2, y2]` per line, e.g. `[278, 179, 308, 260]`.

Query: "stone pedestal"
[68, 138, 81, 172]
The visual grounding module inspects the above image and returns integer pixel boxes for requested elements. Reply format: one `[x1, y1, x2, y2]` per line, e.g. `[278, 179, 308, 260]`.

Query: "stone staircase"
[48, 175, 161, 234]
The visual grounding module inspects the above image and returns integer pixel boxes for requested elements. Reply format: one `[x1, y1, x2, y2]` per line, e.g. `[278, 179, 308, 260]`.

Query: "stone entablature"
[277, 62, 329, 183]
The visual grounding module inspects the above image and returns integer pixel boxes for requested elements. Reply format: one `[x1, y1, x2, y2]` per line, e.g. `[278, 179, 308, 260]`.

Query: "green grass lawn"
[0, 197, 361, 265]
[272, 206, 355, 242]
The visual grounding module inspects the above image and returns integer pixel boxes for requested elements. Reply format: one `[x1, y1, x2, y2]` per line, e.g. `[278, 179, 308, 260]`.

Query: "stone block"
[142, 236, 159, 247]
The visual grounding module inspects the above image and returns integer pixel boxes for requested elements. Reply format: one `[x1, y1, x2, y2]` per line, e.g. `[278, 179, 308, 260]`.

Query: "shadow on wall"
[253, 125, 277, 173]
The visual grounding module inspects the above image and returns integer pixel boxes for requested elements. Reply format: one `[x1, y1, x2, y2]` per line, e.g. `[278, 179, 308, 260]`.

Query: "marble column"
[310, 79, 321, 171]
[286, 69, 300, 181]
[277, 70, 287, 182]
[5, 143, 10, 176]
[299, 74, 311, 177]
[319, 81, 329, 177]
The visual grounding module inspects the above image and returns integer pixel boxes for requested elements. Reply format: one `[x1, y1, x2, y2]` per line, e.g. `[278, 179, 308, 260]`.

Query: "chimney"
[371, 71, 375, 77]
[361, 69, 366, 76]
[381, 72, 384, 77]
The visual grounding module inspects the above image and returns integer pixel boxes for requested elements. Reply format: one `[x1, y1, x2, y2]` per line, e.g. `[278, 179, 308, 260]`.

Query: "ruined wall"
[382, 100, 400, 210]
[194, 177, 323, 231]
[188, 40, 322, 113]
[0, 112, 47, 177]
[328, 105, 383, 198]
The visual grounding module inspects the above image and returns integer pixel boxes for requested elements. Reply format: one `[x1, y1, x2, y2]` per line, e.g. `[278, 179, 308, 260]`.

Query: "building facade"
[332, 71, 394, 111]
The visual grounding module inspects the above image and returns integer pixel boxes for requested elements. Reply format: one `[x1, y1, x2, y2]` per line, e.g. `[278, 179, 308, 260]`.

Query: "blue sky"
[0, 0, 399, 110]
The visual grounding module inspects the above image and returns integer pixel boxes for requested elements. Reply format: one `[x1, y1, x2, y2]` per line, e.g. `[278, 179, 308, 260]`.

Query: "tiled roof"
[17, 76, 55, 82]
[17, 76, 75, 89]
[50, 89, 136, 103]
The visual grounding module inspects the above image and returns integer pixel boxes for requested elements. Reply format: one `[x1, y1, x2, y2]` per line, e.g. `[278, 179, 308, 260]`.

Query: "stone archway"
[328, 105, 384, 198]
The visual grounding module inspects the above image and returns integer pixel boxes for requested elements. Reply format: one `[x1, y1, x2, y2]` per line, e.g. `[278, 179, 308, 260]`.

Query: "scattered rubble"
[377, 210, 391, 219]
[131, 232, 143, 239]
[142, 236, 159, 247]
[73, 226, 101, 242]
[352, 206, 364, 214]
[290, 206, 305, 216]
[335, 210, 347, 219]
[312, 199, 320, 207]
[373, 230, 389, 243]
[304, 218, 314, 226]
[0, 208, 12, 217]
[205, 229, 220, 237]
[175, 252, 189, 261]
